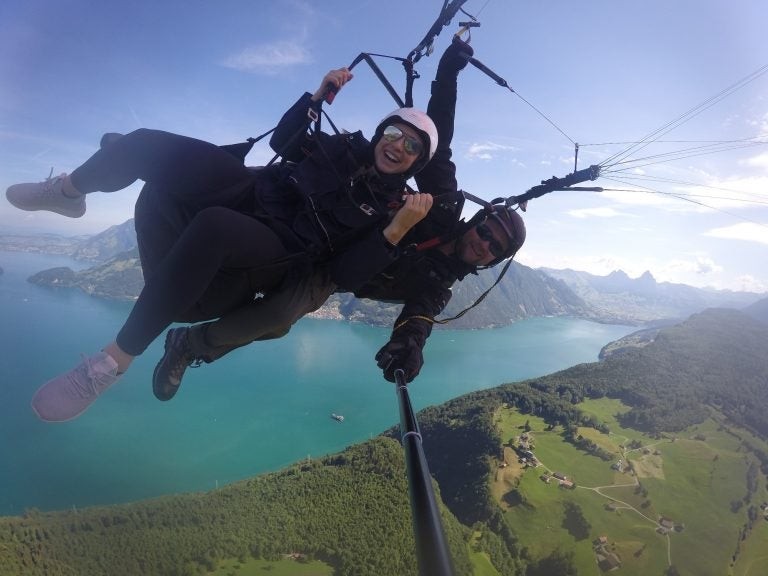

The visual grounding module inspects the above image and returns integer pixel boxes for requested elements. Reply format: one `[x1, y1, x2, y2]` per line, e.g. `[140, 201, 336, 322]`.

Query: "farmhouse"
[597, 552, 622, 571]
[659, 517, 675, 530]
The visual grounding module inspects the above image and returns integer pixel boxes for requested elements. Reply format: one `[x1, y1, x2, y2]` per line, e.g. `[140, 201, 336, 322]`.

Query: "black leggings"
[71, 129, 295, 356]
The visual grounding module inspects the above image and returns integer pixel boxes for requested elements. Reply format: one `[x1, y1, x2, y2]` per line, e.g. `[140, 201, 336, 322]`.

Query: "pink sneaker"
[31, 352, 120, 422]
[6, 170, 86, 218]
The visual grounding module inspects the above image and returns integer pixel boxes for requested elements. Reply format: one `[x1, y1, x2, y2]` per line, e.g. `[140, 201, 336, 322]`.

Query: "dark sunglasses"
[381, 125, 424, 157]
[475, 223, 507, 259]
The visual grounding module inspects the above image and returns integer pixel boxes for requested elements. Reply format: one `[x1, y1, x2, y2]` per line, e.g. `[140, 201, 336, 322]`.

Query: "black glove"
[375, 336, 424, 383]
[437, 36, 474, 78]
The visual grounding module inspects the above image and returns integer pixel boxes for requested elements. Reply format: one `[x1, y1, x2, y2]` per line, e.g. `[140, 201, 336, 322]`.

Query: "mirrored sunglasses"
[475, 223, 507, 259]
[382, 125, 424, 157]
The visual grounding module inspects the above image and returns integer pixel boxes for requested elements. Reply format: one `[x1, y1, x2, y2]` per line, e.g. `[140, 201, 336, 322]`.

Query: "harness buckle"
[306, 107, 319, 123]
[359, 203, 377, 216]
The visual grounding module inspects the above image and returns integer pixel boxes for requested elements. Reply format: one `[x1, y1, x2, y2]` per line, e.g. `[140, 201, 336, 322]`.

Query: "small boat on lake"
[331, 413, 344, 423]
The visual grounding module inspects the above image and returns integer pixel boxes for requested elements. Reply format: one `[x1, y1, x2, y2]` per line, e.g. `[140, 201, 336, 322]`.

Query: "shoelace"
[67, 354, 113, 398]
[168, 338, 201, 384]
[41, 167, 66, 197]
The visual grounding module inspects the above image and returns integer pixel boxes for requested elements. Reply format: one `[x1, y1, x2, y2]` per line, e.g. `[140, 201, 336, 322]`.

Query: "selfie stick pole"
[394, 369, 455, 576]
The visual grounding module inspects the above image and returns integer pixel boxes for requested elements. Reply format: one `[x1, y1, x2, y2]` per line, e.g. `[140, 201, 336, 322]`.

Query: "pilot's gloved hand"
[375, 336, 424, 383]
[437, 36, 474, 78]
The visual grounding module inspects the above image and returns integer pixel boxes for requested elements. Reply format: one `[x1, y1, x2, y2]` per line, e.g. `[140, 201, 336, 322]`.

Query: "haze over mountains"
[1, 219, 762, 328]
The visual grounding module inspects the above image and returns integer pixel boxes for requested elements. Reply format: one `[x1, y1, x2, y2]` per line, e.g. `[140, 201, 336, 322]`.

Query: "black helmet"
[475, 205, 526, 266]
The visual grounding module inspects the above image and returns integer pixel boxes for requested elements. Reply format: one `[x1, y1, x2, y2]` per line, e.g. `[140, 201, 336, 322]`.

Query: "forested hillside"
[525, 308, 768, 436]
[0, 439, 473, 576]
[28, 248, 144, 301]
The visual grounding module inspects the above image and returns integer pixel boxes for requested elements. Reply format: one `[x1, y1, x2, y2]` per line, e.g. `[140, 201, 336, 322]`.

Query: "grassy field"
[468, 532, 502, 576]
[492, 400, 768, 576]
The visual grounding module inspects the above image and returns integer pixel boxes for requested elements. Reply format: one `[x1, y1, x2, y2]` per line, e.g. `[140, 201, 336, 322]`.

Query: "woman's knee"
[188, 206, 238, 239]
[125, 127, 165, 141]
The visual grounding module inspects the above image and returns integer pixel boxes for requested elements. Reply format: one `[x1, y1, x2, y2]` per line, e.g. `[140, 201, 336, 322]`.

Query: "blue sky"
[1, 0, 767, 292]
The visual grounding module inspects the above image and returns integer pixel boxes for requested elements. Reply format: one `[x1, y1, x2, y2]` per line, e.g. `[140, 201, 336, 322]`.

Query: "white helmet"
[373, 107, 438, 176]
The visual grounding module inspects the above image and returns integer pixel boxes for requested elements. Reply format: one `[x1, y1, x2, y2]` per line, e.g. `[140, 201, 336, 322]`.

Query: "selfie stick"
[394, 369, 455, 576]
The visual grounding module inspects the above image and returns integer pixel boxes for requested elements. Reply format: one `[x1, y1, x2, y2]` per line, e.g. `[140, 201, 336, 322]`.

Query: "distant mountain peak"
[607, 269, 630, 280]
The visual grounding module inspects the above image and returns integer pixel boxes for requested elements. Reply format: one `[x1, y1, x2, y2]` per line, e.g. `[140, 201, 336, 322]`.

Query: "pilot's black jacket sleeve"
[268, 92, 322, 163]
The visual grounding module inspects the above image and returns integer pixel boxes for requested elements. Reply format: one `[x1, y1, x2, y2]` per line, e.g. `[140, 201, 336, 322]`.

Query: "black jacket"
[352, 74, 476, 352]
[251, 92, 408, 290]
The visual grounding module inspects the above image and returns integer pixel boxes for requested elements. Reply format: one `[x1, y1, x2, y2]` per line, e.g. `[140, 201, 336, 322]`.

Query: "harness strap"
[462, 189, 493, 210]
[403, 58, 417, 108]
[265, 105, 322, 167]
[393, 256, 514, 331]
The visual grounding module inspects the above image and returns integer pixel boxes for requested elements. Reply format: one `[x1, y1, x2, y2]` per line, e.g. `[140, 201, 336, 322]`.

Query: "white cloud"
[597, 142, 768, 215]
[599, 187, 679, 208]
[221, 41, 311, 74]
[567, 206, 629, 219]
[753, 110, 768, 133]
[731, 274, 768, 293]
[705, 222, 768, 245]
[661, 256, 724, 277]
[687, 175, 768, 207]
[742, 151, 768, 170]
[466, 141, 518, 161]
[693, 257, 722, 275]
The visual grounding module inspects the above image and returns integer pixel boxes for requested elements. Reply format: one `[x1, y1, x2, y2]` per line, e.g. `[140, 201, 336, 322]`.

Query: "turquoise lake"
[0, 250, 635, 515]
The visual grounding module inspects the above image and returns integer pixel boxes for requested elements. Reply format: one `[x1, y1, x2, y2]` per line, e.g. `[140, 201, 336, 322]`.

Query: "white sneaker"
[6, 170, 86, 218]
[31, 352, 121, 422]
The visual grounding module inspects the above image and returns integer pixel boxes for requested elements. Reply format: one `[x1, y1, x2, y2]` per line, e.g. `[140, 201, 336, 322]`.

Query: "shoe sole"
[6, 187, 86, 218]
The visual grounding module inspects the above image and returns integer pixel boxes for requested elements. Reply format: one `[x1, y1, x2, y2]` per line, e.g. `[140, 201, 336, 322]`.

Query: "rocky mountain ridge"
[542, 266, 760, 324]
